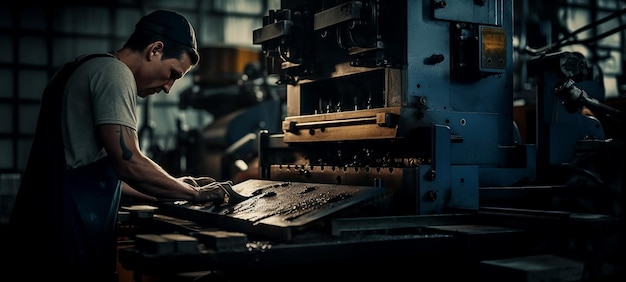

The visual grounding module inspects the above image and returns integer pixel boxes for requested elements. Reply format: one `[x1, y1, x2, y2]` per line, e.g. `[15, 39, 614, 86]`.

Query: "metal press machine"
[118, 1, 624, 280]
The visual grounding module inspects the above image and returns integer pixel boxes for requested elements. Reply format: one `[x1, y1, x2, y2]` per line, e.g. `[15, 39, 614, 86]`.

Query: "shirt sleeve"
[89, 59, 138, 130]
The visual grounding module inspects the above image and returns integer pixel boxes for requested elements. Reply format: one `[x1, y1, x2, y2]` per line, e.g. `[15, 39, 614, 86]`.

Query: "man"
[6, 10, 227, 281]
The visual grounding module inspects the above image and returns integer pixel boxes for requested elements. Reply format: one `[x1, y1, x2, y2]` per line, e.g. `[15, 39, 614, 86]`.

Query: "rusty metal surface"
[159, 179, 390, 240]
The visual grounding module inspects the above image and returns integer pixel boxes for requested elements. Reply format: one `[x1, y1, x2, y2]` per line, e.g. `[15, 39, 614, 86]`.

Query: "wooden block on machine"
[134, 234, 176, 255]
[120, 205, 158, 219]
[161, 233, 199, 254]
[195, 230, 248, 251]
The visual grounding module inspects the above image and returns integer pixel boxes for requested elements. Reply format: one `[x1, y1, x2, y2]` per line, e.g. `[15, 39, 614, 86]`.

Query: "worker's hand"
[191, 181, 232, 205]
[178, 176, 217, 187]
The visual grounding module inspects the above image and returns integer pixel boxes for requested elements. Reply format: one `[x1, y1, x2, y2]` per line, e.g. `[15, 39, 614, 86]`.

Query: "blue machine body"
[252, 0, 603, 215]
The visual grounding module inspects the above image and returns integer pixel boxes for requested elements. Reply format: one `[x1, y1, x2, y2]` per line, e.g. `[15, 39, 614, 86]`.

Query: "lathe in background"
[175, 45, 287, 182]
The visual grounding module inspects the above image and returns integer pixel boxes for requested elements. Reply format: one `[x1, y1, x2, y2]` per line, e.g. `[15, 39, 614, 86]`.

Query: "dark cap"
[135, 10, 198, 50]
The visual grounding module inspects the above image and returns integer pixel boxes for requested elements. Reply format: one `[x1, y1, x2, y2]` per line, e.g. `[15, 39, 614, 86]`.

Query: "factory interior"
[1, 0, 626, 281]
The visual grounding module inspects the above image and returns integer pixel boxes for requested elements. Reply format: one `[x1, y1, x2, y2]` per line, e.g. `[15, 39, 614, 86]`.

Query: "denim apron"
[7, 54, 121, 281]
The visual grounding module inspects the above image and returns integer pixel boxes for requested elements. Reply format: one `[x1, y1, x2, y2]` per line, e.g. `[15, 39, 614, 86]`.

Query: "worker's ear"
[146, 42, 163, 61]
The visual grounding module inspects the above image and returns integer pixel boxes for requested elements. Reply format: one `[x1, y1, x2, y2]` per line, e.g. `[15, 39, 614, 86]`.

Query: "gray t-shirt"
[62, 54, 138, 168]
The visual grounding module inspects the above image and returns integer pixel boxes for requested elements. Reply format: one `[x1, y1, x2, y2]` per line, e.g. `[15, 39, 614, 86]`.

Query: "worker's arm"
[121, 176, 223, 203]
[121, 181, 158, 203]
[98, 124, 224, 203]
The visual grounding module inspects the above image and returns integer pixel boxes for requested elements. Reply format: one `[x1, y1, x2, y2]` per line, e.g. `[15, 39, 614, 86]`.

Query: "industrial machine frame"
[118, 1, 625, 280]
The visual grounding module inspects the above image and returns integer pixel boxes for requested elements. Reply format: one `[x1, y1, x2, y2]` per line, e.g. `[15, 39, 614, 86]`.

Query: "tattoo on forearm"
[119, 126, 133, 160]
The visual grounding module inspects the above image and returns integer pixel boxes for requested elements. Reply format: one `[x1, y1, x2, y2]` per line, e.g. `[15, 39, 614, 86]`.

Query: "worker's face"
[136, 43, 193, 97]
